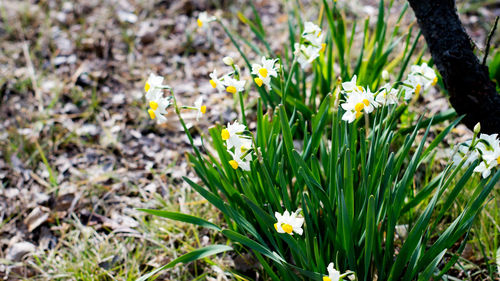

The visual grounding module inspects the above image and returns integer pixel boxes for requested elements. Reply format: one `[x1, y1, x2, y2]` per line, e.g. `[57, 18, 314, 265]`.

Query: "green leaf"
[138, 209, 221, 232]
[137, 245, 233, 281]
[222, 229, 285, 264]
[417, 249, 446, 281]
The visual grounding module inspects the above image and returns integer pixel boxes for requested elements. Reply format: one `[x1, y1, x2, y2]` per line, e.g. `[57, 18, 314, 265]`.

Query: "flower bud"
[474, 122, 481, 135]
[382, 70, 389, 81]
[223, 56, 234, 66]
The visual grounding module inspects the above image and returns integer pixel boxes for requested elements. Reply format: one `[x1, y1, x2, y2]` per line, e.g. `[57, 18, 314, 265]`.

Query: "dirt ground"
[0, 0, 498, 280]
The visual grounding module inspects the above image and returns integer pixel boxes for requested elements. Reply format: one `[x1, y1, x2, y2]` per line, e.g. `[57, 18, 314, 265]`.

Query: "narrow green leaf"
[137, 245, 233, 281]
[138, 209, 221, 232]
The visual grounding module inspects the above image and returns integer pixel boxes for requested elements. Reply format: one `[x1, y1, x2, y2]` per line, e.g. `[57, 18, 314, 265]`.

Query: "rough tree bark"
[408, 0, 500, 134]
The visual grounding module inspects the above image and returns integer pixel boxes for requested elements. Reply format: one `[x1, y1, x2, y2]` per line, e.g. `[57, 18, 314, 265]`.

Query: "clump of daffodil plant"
[137, 3, 499, 281]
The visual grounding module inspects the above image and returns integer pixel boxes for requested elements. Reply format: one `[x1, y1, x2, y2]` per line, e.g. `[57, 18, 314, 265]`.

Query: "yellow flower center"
[415, 84, 422, 95]
[197, 19, 203, 27]
[282, 223, 293, 234]
[259, 68, 268, 78]
[320, 43, 326, 53]
[221, 129, 230, 140]
[274, 223, 278, 231]
[497, 156, 500, 165]
[355, 103, 365, 112]
[432, 76, 438, 86]
[254, 77, 263, 87]
[148, 109, 156, 120]
[355, 111, 363, 119]
[144, 82, 150, 92]
[357, 86, 363, 91]
[323, 277, 332, 281]
[200, 105, 206, 114]
[149, 101, 158, 110]
[209, 79, 217, 88]
[363, 99, 370, 106]
[226, 86, 237, 94]
[229, 160, 239, 169]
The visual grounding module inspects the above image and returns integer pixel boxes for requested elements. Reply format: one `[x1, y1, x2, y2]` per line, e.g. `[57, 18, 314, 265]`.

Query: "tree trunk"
[408, 0, 500, 134]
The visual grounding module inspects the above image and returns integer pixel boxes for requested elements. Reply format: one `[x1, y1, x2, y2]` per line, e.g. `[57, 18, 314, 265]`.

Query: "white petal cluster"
[144, 73, 171, 124]
[402, 62, 437, 100]
[209, 69, 226, 93]
[340, 76, 379, 123]
[322, 263, 355, 281]
[339, 63, 437, 123]
[221, 120, 253, 171]
[375, 83, 399, 106]
[274, 210, 304, 235]
[222, 76, 246, 94]
[294, 21, 326, 69]
[453, 133, 500, 178]
[197, 12, 216, 30]
[323, 263, 341, 281]
[193, 96, 206, 121]
[208, 59, 246, 94]
[251, 57, 279, 90]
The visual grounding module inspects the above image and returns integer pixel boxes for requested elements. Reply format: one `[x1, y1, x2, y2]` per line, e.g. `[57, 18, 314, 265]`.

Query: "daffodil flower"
[193, 96, 207, 121]
[228, 148, 252, 171]
[294, 21, 325, 69]
[474, 133, 500, 178]
[145, 73, 165, 101]
[451, 140, 479, 168]
[222, 76, 246, 94]
[197, 12, 215, 30]
[341, 75, 363, 93]
[302, 21, 324, 46]
[401, 75, 422, 100]
[221, 120, 247, 149]
[147, 96, 171, 124]
[294, 43, 322, 69]
[410, 63, 437, 89]
[323, 263, 341, 281]
[341, 88, 379, 123]
[274, 210, 304, 235]
[251, 57, 278, 90]
[322, 263, 354, 281]
[209, 69, 226, 93]
[375, 84, 399, 105]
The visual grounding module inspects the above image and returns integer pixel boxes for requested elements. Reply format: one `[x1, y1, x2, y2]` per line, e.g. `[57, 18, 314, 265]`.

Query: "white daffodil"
[302, 21, 324, 46]
[221, 120, 247, 149]
[251, 57, 278, 89]
[375, 84, 399, 105]
[222, 76, 246, 94]
[294, 43, 322, 69]
[323, 263, 341, 281]
[193, 96, 207, 121]
[293, 22, 326, 69]
[341, 75, 363, 93]
[228, 149, 252, 171]
[145, 73, 165, 101]
[410, 63, 437, 89]
[341, 88, 378, 123]
[401, 74, 422, 100]
[147, 96, 170, 124]
[475, 134, 500, 178]
[274, 210, 304, 235]
[476, 133, 500, 152]
[452, 140, 479, 168]
[474, 161, 496, 178]
[197, 12, 215, 30]
[209, 69, 226, 93]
